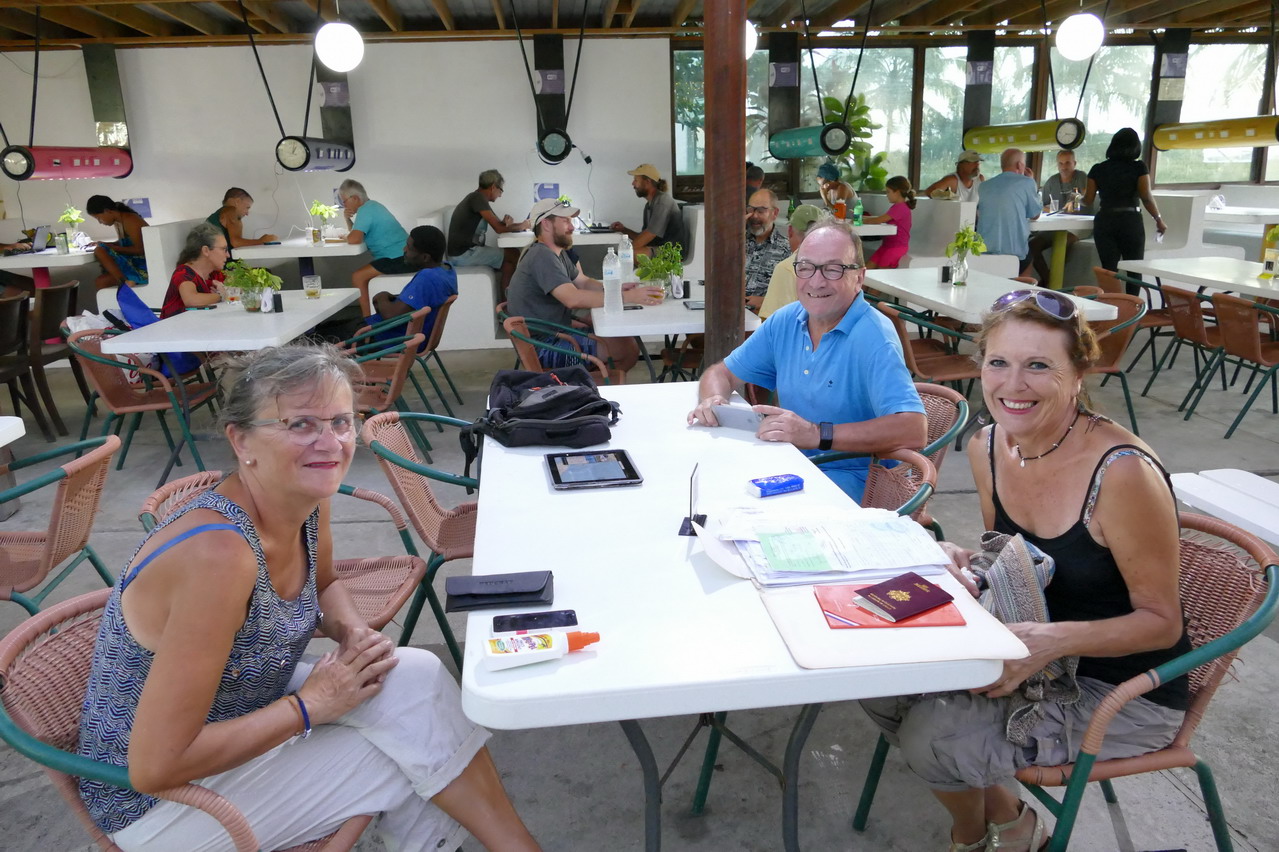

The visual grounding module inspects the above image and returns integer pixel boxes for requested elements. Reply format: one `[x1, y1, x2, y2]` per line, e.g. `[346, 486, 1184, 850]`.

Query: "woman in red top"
[162, 223, 228, 318]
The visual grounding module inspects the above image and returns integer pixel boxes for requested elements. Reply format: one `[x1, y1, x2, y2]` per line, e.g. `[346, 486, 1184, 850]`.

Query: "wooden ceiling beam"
[815, 0, 869, 27]
[367, 0, 402, 31]
[901, 0, 979, 27]
[765, 0, 803, 27]
[426, 0, 455, 30]
[239, 1, 295, 33]
[91, 3, 178, 36]
[147, 3, 232, 35]
[552, 0, 559, 29]
[490, 0, 506, 30]
[213, 1, 268, 33]
[671, 0, 698, 27]
[1172, 0, 1263, 22]
[601, 0, 621, 28]
[0, 8, 37, 36]
[36, 5, 131, 37]
[624, 0, 647, 28]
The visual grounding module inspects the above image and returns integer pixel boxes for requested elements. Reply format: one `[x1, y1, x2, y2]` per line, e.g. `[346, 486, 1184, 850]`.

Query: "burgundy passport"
[852, 572, 954, 622]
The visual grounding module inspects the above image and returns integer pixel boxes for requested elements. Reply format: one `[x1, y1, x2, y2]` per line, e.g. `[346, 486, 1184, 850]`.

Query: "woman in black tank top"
[861, 290, 1188, 852]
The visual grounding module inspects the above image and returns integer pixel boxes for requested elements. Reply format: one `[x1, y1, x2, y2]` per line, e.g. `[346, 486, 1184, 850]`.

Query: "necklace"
[1013, 413, 1080, 468]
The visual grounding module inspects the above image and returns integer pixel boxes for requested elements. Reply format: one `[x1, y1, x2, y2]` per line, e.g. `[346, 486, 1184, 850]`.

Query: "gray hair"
[338, 179, 368, 202]
[177, 222, 224, 266]
[749, 188, 779, 210]
[218, 344, 362, 433]
[802, 221, 865, 266]
[478, 169, 504, 190]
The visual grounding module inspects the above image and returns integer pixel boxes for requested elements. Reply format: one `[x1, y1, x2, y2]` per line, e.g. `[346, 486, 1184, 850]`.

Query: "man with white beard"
[744, 188, 792, 308]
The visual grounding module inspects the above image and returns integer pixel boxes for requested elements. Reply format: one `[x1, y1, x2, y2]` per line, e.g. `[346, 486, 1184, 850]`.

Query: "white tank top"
[954, 173, 982, 203]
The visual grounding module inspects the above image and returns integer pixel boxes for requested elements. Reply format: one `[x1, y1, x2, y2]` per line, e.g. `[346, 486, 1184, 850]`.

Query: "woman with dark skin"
[86, 195, 149, 290]
[1083, 128, 1167, 294]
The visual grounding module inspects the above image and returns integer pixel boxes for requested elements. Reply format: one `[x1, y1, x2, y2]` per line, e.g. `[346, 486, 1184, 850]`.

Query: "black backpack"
[459, 367, 621, 478]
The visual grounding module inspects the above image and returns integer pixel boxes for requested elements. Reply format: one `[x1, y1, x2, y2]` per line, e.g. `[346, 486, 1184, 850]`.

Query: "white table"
[865, 267, 1117, 326]
[850, 222, 896, 237]
[1028, 214, 1095, 290]
[497, 229, 623, 249]
[1118, 256, 1279, 300]
[0, 416, 25, 447]
[464, 382, 1025, 850]
[231, 237, 367, 278]
[1204, 206, 1279, 261]
[1172, 469, 1279, 548]
[101, 289, 360, 354]
[589, 283, 762, 381]
[0, 247, 99, 289]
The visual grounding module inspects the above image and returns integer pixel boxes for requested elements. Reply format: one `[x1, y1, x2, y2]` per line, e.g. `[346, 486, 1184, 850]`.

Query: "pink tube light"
[1, 145, 133, 181]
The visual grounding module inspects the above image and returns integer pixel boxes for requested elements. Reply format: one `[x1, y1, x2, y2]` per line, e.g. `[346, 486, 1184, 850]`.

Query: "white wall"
[0, 38, 672, 245]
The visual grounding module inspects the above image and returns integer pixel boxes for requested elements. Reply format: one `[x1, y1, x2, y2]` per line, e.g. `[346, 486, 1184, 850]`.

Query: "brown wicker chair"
[1086, 293, 1147, 434]
[502, 315, 626, 385]
[136, 472, 428, 635]
[363, 410, 478, 673]
[877, 302, 981, 394]
[1193, 292, 1279, 439]
[28, 279, 92, 437]
[1100, 266, 1175, 373]
[1141, 284, 1223, 406]
[857, 447, 937, 522]
[0, 589, 375, 852]
[854, 513, 1279, 852]
[0, 435, 120, 616]
[0, 292, 54, 441]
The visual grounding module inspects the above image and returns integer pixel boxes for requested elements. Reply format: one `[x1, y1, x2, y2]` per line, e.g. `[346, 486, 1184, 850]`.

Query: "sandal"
[949, 832, 989, 852]
[986, 801, 1048, 851]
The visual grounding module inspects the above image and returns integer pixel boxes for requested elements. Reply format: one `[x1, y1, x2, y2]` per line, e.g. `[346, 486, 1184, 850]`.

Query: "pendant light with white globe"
[1056, 12, 1105, 61]
[315, 1, 364, 73]
[745, 20, 759, 58]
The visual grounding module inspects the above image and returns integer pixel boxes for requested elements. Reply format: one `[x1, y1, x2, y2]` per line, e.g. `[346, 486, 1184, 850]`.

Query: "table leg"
[33, 267, 51, 289]
[1261, 224, 1277, 262]
[619, 719, 662, 852]
[298, 257, 317, 278]
[1047, 232, 1068, 290]
[782, 703, 823, 852]
[635, 336, 657, 382]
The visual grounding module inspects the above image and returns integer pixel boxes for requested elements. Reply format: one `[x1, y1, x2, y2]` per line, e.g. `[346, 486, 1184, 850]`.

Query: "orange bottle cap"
[566, 631, 600, 652]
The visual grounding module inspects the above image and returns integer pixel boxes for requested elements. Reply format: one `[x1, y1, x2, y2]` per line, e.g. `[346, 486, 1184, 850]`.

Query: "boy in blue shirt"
[369, 225, 458, 345]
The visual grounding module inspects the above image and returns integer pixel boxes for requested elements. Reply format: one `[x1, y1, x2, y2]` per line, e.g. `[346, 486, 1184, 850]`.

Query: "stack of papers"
[701, 506, 950, 588]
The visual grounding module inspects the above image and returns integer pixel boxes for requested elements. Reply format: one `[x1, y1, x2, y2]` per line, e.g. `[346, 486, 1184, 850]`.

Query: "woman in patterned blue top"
[77, 344, 540, 852]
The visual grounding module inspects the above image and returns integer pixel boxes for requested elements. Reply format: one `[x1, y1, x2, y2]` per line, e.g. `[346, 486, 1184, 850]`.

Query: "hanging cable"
[302, 0, 322, 137]
[563, 0, 588, 129]
[841, 0, 876, 126]
[1041, 0, 1058, 120]
[798, 0, 823, 114]
[1073, 0, 1111, 119]
[509, 0, 548, 131]
[237, 0, 287, 138]
[0, 119, 9, 147]
[27, 6, 40, 146]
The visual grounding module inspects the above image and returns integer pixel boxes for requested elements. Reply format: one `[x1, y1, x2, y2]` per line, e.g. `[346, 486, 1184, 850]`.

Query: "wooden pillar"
[703, 0, 747, 366]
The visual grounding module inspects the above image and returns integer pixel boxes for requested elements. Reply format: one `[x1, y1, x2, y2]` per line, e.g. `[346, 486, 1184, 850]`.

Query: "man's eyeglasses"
[746, 205, 772, 216]
[793, 260, 863, 280]
[989, 289, 1078, 321]
[533, 201, 573, 228]
[249, 413, 360, 445]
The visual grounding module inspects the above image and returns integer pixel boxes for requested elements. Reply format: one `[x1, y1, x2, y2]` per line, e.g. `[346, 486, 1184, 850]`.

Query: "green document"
[758, 531, 833, 573]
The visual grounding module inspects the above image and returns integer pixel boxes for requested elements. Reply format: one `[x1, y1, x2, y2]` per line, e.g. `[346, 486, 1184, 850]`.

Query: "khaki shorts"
[860, 676, 1184, 792]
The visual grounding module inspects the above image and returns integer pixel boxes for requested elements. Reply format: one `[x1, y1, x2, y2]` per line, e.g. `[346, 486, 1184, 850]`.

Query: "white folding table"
[0, 416, 25, 448]
[0, 247, 99, 289]
[1204, 206, 1279, 261]
[1028, 214, 1095, 289]
[864, 267, 1117, 326]
[496, 229, 623, 250]
[231, 237, 367, 278]
[1118, 256, 1279, 300]
[464, 382, 1025, 851]
[1171, 469, 1279, 548]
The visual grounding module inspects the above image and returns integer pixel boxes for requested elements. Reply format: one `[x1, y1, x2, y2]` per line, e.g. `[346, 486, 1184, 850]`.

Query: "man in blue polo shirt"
[976, 148, 1042, 276]
[339, 178, 409, 314]
[688, 222, 926, 501]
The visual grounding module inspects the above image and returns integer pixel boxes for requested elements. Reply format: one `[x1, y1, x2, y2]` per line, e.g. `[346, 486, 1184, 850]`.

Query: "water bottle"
[618, 234, 634, 282]
[602, 248, 623, 314]
[853, 198, 864, 226]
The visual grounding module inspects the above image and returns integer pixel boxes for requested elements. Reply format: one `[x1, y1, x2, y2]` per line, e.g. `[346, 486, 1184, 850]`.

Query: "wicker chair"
[0, 292, 54, 441]
[1191, 293, 1279, 439]
[0, 435, 120, 616]
[0, 589, 375, 852]
[503, 315, 626, 385]
[1086, 293, 1147, 435]
[1141, 284, 1224, 408]
[852, 513, 1279, 852]
[28, 279, 91, 437]
[362, 411, 478, 673]
[344, 306, 448, 421]
[877, 302, 981, 396]
[350, 332, 433, 462]
[136, 472, 428, 635]
[413, 294, 465, 413]
[1102, 268, 1176, 374]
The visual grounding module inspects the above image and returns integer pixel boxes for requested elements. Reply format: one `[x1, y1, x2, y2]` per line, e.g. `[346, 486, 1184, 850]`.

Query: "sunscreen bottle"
[483, 630, 601, 671]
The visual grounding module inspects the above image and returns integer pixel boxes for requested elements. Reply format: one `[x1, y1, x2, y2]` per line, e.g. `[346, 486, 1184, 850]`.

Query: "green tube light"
[769, 123, 852, 159]
[963, 119, 1086, 153]
[1153, 116, 1279, 150]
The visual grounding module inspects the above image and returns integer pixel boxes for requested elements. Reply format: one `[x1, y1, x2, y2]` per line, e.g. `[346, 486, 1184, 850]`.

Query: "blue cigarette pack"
[748, 474, 804, 498]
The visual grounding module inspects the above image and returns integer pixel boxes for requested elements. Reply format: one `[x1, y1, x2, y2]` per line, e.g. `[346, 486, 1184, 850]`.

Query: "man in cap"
[446, 168, 529, 295]
[923, 150, 985, 202]
[688, 222, 926, 502]
[816, 162, 857, 213]
[509, 199, 664, 372]
[744, 189, 794, 308]
[758, 204, 825, 319]
[610, 163, 687, 256]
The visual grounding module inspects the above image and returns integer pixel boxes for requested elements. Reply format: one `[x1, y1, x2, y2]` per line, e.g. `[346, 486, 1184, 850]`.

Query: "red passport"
[815, 575, 964, 629]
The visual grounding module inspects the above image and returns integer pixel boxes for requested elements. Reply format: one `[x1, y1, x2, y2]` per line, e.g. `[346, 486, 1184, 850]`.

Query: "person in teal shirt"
[339, 178, 410, 314]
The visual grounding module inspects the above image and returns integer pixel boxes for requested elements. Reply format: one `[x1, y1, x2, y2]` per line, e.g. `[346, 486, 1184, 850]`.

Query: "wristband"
[818, 421, 835, 451]
[291, 692, 312, 739]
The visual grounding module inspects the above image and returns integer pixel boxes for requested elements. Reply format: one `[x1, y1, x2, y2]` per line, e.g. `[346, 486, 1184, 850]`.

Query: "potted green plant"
[309, 200, 342, 243]
[58, 205, 85, 239]
[222, 259, 282, 311]
[635, 242, 685, 295]
[945, 225, 987, 286]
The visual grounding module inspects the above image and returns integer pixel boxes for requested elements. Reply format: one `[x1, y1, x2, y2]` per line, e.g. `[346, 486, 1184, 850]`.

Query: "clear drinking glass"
[303, 275, 322, 299]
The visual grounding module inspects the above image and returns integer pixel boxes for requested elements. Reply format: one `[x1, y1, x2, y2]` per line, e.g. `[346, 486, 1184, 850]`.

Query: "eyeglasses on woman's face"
[249, 413, 360, 445]
[792, 260, 863, 280]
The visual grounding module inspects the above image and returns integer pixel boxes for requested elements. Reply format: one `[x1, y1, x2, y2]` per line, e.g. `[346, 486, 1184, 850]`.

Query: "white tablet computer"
[545, 450, 644, 490]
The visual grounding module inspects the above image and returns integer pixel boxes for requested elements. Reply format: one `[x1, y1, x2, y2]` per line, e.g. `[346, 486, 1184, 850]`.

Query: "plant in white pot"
[58, 205, 85, 240]
[635, 242, 685, 296]
[945, 225, 987, 286]
[222, 259, 282, 311]
[309, 200, 342, 242]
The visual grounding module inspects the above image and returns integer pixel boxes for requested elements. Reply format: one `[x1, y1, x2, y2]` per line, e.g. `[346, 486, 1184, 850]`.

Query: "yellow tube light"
[1153, 116, 1279, 151]
[963, 119, 1086, 153]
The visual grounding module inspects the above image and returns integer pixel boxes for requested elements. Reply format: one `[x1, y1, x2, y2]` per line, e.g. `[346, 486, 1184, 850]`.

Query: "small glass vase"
[951, 254, 969, 287]
[241, 289, 262, 312]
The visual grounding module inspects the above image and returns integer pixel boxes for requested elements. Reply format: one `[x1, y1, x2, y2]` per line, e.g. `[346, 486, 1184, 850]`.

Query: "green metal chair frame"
[1110, 271, 1175, 374]
[1186, 295, 1279, 439]
[344, 307, 456, 423]
[852, 513, 1279, 852]
[364, 411, 479, 673]
[1088, 294, 1148, 435]
[503, 315, 623, 382]
[350, 332, 435, 464]
[0, 436, 120, 615]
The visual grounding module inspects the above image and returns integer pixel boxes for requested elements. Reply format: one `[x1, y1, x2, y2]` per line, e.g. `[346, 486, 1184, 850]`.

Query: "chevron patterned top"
[77, 490, 320, 834]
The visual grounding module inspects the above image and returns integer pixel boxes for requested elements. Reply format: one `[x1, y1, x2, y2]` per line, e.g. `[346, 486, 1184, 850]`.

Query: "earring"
[243, 459, 254, 466]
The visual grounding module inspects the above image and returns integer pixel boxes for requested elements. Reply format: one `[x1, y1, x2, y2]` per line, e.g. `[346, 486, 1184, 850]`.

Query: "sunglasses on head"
[990, 289, 1077, 321]
[533, 201, 573, 228]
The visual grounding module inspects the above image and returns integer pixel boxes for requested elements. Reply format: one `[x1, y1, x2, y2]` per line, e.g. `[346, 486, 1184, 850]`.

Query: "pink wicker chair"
[0, 589, 374, 851]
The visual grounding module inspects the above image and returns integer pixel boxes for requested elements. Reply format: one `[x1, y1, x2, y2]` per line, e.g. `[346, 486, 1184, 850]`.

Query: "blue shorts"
[448, 245, 504, 269]
[536, 332, 599, 368]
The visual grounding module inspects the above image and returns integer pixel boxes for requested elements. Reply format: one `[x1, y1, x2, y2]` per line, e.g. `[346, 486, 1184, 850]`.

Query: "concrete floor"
[1, 331, 1277, 852]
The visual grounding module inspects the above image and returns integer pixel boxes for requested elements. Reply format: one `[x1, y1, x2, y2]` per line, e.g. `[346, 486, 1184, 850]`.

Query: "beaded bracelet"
[291, 692, 312, 739]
